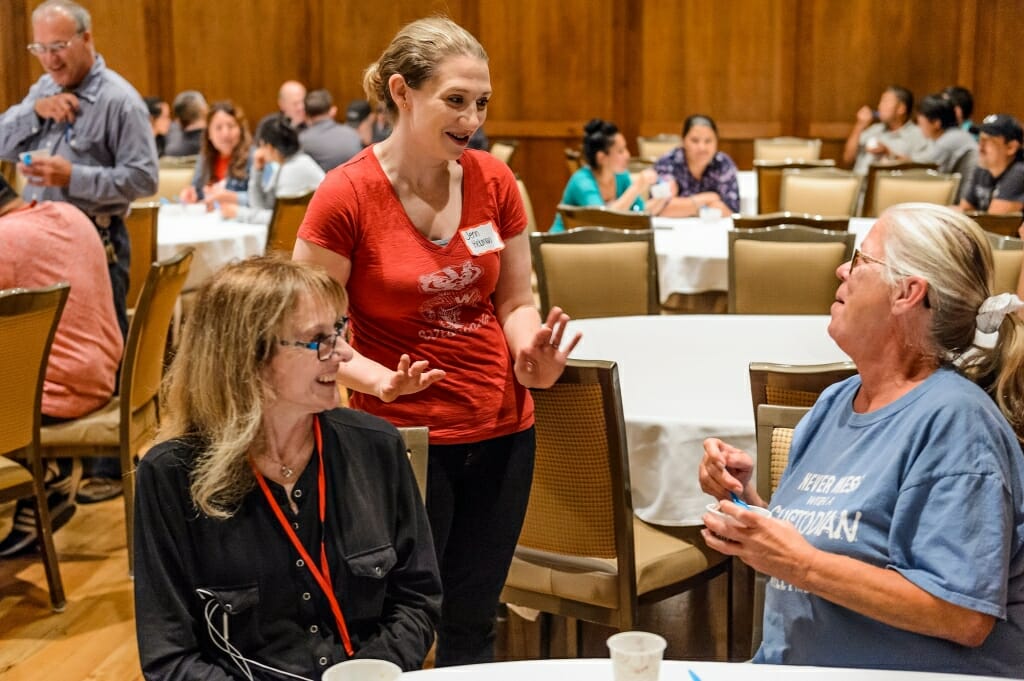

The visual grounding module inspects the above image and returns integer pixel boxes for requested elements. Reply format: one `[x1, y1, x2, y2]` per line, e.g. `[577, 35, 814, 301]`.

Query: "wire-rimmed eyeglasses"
[26, 33, 84, 56]
[849, 249, 930, 308]
[278, 317, 350, 361]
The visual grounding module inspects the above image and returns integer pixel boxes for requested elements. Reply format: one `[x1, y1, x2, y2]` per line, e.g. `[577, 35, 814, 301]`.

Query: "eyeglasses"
[849, 248, 891, 273]
[26, 33, 82, 56]
[849, 249, 931, 308]
[278, 317, 350, 361]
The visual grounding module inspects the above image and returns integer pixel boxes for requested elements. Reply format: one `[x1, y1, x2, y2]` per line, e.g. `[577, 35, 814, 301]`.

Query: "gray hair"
[882, 203, 1024, 438]
[33, 0, 91, 33]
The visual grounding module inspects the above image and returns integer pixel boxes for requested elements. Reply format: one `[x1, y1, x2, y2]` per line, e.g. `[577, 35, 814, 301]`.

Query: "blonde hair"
[160, 255, 347, 519]
[362, 16, 487, 116]
[883, 203, 1024, 439]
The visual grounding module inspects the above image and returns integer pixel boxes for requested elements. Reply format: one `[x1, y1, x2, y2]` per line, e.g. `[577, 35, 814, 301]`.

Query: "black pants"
[426, 427, 535, 667]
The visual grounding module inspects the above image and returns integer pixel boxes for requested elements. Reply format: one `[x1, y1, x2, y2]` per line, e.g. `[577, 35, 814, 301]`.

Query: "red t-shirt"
[298, 148, 532, 444]
[0, 202, 123, 418]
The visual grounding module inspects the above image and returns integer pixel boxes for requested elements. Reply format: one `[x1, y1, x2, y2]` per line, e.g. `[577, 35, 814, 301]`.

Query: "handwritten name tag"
[460, 222, 505, 256]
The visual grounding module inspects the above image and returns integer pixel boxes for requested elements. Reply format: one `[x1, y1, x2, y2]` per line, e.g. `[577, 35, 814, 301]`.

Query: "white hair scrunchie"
[974, 292, 1024, 349]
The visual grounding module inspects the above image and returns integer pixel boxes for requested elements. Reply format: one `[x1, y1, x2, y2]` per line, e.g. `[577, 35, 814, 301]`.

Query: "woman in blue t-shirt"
[550, 118, 668, 232]
[699, 204, 1024, 676]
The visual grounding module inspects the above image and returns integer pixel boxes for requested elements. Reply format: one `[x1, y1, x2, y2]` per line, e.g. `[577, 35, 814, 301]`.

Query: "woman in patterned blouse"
[654, 114, 740, 217]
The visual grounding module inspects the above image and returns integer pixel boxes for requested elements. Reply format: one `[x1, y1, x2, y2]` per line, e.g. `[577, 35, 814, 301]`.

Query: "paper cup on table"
[607, 631, 667, 681]
[322, 659, 402, 681]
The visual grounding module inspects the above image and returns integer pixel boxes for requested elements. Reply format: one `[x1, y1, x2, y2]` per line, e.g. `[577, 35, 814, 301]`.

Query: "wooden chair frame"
[727, 226, 855, 314]
[556, 204, 652, 231]
[968, 211, 1024, 238]
[0, 283, 70, 611]
[501, 360, 732, 649]
[489, 139, 519, 165]
[754, 159, 836, 214]
[859, 161, 938, 217]
[530, 227, 660, 318]
[732, 212, 849, 232]
[748, 361, 857, 429]
[266, 191, 315, 254]
[40, 249, 194, 576]
[125, 201, 160, 310]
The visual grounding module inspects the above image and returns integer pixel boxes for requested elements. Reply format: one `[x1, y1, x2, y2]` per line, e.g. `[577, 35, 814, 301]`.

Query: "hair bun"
[584, 118, 606, 135]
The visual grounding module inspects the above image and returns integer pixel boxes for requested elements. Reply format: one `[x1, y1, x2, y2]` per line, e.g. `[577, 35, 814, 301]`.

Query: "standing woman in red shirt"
[294, 16, 580, 667]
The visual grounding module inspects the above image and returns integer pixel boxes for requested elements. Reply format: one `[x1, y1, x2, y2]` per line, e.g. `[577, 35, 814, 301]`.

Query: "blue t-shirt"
[550, 167, 643, 232]
[755, 367, 1024, 677]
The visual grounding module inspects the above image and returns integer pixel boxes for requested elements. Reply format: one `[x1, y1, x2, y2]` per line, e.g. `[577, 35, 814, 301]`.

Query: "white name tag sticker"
[460, 222, 505, 256]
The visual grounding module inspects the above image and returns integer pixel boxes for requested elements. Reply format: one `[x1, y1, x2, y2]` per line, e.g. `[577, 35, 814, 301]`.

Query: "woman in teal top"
[551, 119, 668, 231]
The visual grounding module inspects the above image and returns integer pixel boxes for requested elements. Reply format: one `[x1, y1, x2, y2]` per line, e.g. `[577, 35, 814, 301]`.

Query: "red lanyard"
[251, 417, 354, 657]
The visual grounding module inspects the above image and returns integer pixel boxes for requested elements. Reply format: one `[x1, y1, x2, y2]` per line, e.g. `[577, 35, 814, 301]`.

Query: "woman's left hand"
[513, 306, 582, 389]
[701, 501, 815, 585]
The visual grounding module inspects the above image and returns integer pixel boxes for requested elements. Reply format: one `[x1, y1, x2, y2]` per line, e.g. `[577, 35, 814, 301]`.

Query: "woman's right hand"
[635, 168, 658, 194]
[699, 437, 754, 500]
[377, 354, 446, 403]
[179, 185, 198, 204]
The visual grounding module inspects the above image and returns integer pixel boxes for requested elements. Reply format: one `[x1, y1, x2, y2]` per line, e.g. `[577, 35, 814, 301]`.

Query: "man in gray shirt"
[0, 0, 158, 504]
[912, 94, 977, 200]
[299, 89, 363, 172]
[843, 85, 929, 175]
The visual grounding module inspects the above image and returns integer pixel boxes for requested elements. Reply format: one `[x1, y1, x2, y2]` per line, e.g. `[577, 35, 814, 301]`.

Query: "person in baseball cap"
[958, 114, 1024, 214]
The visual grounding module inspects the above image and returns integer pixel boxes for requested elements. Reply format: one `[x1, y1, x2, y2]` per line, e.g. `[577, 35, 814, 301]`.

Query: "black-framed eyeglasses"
[278, 317, 350, 361]
[26, 32, 83, 56]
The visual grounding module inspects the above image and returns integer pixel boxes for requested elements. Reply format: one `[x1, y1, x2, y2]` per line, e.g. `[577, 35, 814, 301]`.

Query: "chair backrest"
[754, 404, 809, 503]
[728, 226, 855, 314]
[556, 204, 652, 231]
[868, 169, 961, 217]
[530, 228, 660, 318]
[516, 178, 537, 234]
[748, 360, 857, 428]
[153, 166, 196, 202]
[125, 202, 160, 309]
[754, 159, 836, 213]
[266, 191, 314, 254]
[987, 233, 1024, 295]
[489, 140, 518, 165]
[860, 160, 938, 217]
[732, 211, 849, 232]
[753, 137, 822, 162]
[121, 249, 194, 447]
[397, 426, 428, 500]
[968, 211, 1024, 238]
[521, 359, 634, 569]
[564, 148, 583, 175]
[779, 167, 862, 216]
[636, 134, 682, 161]
[159, 155, 198, 169]
[0, 284, 70, 458]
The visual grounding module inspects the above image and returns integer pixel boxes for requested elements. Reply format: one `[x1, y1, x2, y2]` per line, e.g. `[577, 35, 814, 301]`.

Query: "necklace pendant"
[281, 464, 294, 479]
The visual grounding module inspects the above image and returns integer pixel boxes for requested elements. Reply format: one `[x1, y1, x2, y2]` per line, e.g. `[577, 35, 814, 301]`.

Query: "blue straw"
[730, 491, 751, 509]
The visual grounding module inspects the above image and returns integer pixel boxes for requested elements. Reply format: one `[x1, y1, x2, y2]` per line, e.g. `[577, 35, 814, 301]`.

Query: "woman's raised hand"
[377, 354, 446, 403]
[699, 437, 754, 500]
[514, 306, 582, 389]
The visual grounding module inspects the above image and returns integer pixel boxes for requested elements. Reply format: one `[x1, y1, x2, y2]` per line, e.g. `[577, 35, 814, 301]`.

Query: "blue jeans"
[426, 427, 535, 667]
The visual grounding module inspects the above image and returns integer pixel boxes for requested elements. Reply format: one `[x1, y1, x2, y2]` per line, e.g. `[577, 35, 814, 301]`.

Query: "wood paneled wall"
[3, 0, 1022, 229]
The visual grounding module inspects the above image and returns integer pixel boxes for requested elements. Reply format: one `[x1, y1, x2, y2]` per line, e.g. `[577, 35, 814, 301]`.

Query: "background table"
[406, 658, 1005, 680]
[157, 206, 268, 291]
[566, 315, 849, 527]
[651, 216, 875, 301]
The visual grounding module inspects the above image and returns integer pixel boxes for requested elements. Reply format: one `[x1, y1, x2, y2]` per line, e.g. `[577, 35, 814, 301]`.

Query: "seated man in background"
[958, 114, 1024, 215]
[0, 175, 123, 556]
[164, 89, 208, 157]
[843, 85, 929, 174]
[345, 99, 374, 147]
[911, 94, 977, 200]
[943, 85, 977, 138]
[143, 96, 171, 156]
[256, 80, 306, 135]
[298, 89, 362, 172]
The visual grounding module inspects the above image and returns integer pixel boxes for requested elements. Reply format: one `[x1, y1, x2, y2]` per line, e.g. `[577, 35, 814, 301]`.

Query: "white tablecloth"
[737, 169, 756, 215]
[406, 658, 1003, 680]
[156, 206, 268, 291]
[652, 216, 876, 300]
[566, 315, 848, 527]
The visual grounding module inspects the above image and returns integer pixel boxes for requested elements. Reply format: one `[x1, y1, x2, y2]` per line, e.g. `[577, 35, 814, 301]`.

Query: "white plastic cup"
[322, 659, 403, 681]
[607, 631, 667, 681]
[698, 206, 722, 222]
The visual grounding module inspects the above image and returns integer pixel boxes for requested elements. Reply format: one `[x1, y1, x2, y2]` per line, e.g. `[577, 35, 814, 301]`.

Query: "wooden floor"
[0, 499, 733, 680]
